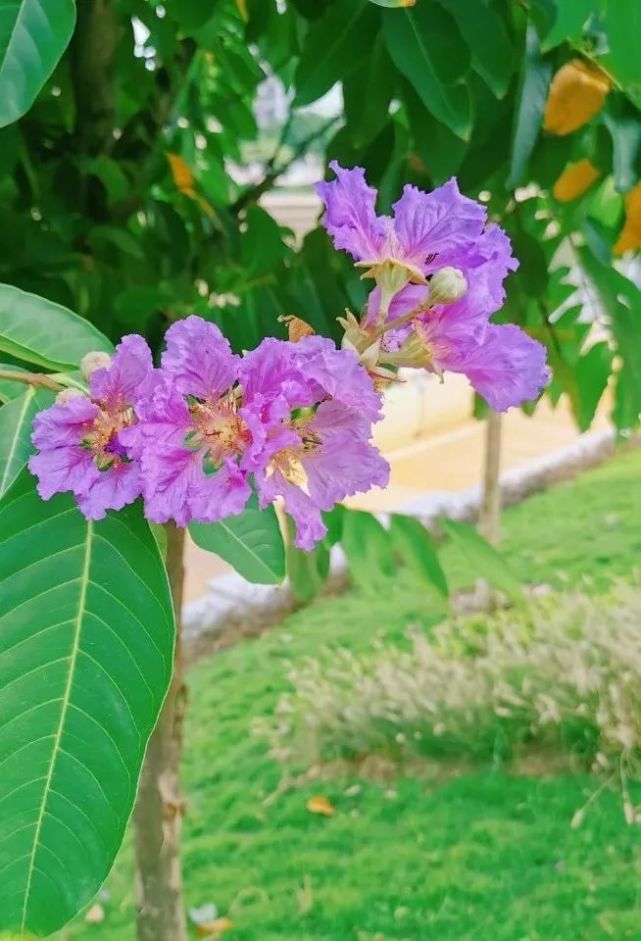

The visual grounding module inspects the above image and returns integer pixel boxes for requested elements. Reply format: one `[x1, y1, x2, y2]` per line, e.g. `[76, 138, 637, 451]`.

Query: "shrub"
[258, 584, 641, 809]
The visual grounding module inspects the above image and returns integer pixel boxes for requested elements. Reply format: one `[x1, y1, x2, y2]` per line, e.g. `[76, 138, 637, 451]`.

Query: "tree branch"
[0, 370, 63, 392]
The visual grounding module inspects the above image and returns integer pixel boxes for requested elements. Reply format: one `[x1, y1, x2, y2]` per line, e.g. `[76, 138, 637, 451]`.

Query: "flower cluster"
[29, 167, 550, 546]
[29, 317, 389, 548]
[316, 162, 550, 411]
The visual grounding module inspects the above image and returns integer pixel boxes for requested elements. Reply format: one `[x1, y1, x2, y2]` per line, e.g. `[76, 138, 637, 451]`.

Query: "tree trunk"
[134, 523, 189, 941]
[479, 410, 503, 546]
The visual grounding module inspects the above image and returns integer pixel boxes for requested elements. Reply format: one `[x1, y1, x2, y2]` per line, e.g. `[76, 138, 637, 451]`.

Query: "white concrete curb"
[183, 427, 621, 642]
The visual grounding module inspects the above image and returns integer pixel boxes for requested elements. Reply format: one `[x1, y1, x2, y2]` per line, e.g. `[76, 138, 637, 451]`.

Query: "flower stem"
[0, 369, 64, 392]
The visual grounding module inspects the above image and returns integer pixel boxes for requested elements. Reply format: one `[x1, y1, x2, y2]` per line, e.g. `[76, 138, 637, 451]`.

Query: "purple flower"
[123, 317, 252, 526]
[29, 335, 152, 519]
[316, 161, 486, 313]
[374, 282, 550, 411]
[240, 335, 389, 549]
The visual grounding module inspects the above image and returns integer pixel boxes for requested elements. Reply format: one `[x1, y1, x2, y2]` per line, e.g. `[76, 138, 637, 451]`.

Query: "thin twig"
[0, 369, 63, 392]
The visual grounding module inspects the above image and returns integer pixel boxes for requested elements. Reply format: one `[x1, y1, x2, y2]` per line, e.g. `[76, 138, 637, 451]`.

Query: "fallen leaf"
[196, 916, 234, 937]
[85, 904, 105, 925]
[553, 158, 601, 201]
[614, 181, 641, 254]
[544, 59, 611, 136]
[307, 794, 335, 816]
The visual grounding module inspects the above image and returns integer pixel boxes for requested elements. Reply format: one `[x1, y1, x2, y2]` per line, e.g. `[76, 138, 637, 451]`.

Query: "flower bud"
[428, 267, 467, 306]
[80, 350, 112, 381]
[56, 387, 86, 405]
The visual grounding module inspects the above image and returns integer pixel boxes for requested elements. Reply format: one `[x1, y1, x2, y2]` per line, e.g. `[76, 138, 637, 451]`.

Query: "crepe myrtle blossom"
[239, 335, 389, 549]
[316, 160, 486, 317]
[317, 163, 550, 411]
[121, 316, 253, 527]
[29, 335, 152, 519]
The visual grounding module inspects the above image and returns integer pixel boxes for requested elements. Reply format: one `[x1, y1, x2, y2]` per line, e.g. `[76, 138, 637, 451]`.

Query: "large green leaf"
[437, 0, 514, 99]
[383, 3, 472, 140]
[0, 472, 175, 937]
[0, 0, 77, 128]
[573, 341, 613, 431]
[439, 519, 522, 603]
[294, 0, 378, 106]
[389, 513, 448, 597]
[189, 498, 285, 584]
[540, 0, 593, 51]
[0, 283, 112, 371]
[507, 26, 552, 189]
[604, 0, 641, 86]
[0, 386, 52, 498]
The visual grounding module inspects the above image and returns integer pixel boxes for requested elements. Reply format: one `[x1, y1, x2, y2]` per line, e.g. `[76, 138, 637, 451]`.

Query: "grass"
[61, 446, 641, 941]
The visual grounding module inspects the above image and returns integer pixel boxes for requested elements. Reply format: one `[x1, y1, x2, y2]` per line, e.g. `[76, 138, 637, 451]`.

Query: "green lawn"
[61, 447, 641, 941]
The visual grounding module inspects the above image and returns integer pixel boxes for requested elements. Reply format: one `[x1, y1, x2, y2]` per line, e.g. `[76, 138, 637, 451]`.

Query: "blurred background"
[3, 0, 641, 938]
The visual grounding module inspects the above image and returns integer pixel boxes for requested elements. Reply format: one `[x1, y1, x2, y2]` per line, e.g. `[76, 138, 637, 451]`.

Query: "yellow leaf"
[614, 181, 641, 255]
[167, 152, 196, 195]
[553, 158, 601, 202]
[236, 0, 248, 20]
[544, 59, 611, 136]
[196, 917, 234, 937]
[307, 794, 335, 816]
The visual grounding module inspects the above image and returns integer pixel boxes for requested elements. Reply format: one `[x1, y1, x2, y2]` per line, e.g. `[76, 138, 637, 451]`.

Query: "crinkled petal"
[240, 337, 315, 417]
[290, 336, 383, 422]
[162, 315, 240, 400]
[316, 161, 386, 262]
[28, 446, 100, 503]
[76, 462, 142, 520]
[90, 334, 153, 408]
[450, 324, 550, 411]
[392, 179, 486, 270]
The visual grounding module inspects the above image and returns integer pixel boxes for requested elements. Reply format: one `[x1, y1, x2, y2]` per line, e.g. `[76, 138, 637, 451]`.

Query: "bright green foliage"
[0, 284, 112, 371]
[189, 498, 285, 585]
[0, 0, 76, 127]
[440, 519, 523, 603]
[390, 512, 449, 597]
[0, 472, 175, 937]
[0, 0, 639, 428]
[0, 386, 52, 498]
[60, 447, 641, 941]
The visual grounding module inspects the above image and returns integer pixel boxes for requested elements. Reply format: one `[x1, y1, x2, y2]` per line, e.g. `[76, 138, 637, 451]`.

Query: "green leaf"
[540, 0, 594, 51]
[0, 472, 175, 937]
[573, 341, 613, 431]
[341, 509, 396, 592]
[343, 32, 396, 149]
[507, 26, 552, 189]
[294, 0, 378, 107]
[189, 498, 285, 585]
[604, 0, 641, 86]
[578, 249, 641, 429]
[437, 0, 514, 99]
[0, 0, 76, 127]
[287, 539, 331, 604]
[403, 81, 468, 184]
[509, 229, 548, 297]
[0, 363, 31, 401]
[383, 4, 472, 140]
[368, 0, 415, 5]
[0, 284, 113, 371]
[603, 102, 641, 193]
[389, 513, 448, 597]
[0, 386, 52, 498]
[439, 519, 522, 603]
